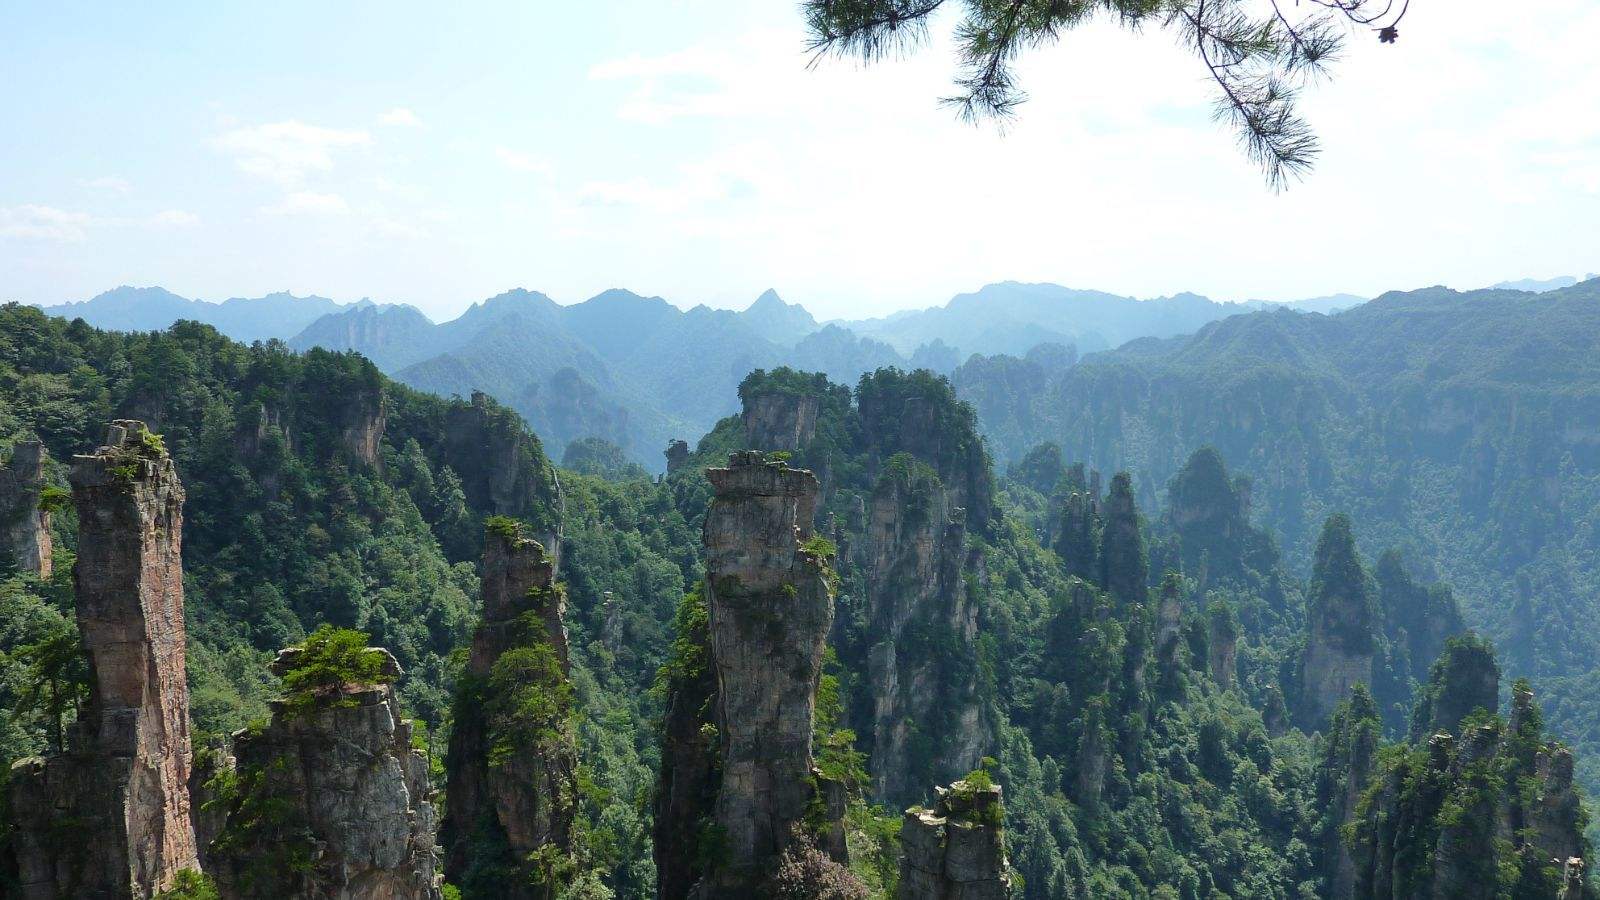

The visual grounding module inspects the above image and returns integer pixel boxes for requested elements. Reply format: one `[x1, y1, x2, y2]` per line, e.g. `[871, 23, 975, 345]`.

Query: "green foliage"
[484, 616, 573, 769]
[562, 437, 649, 482]
[484, 514, 523, 542]
[277, 625, 393, 717]
[34, 484, 70, 513]
[154, 869, 219, 900]
[0, 304, 560, 754]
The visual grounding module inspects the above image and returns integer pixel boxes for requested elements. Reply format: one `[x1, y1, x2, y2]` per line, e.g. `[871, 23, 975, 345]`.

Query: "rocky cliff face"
[1347, 682, 1591, 900]
[441, 523, 577, 897]
[1099, 472, 1147, 605]
[5, 420, 199, 898]
[1317, 688, 1381, 899]
[897, 779, 1010, 900]
[697, 451, 839, 895]
[1055, 490, 1099, 583]
[742, 389, 820, 452]
[862, 459, 988, 806]
[664, 438, 690, 474]
[652, 587, 720, 900]
[334, 378, 388, 465]
[0, 439, 53, 577]
[209, 648, 441, 900]
[1300, 514, 1378, 725]
[442, 391, 563, 560]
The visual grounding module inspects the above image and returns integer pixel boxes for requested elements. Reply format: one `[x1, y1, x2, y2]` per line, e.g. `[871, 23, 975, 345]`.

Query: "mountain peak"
[739, 288, 817, 345]
[748, 288, 786, 310]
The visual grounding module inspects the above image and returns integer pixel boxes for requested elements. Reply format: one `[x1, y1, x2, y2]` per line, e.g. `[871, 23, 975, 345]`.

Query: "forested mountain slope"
[953, 279, 1600, 800]
[1, 303, 1592, 898]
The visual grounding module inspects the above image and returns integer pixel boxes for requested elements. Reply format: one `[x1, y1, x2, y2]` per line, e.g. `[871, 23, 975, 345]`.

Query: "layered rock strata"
[5, 421, 199, 898]
[897, 779, 1010, 900]
[209, 648, 441, 900]
[440, 523, 577, 897]
[697, 451, 839, 896]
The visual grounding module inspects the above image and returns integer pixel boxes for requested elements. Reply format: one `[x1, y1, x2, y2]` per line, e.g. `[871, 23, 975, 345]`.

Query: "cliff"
[1300, 514, 1378, 725]
[896, 777, 1010, 899]
[1099, 472, 1147, 605]
[862, 455, 988, 806]
[441, 520, 577, 898]
[0, 440, 53, 577]
[742, 387, 820, 452]
[208, 643, 441, 899]
[1348, 682, 1593, 899]
[5, 421, 199, 898]
[440, 391, 564, 559]
[693, 451, 842, 896]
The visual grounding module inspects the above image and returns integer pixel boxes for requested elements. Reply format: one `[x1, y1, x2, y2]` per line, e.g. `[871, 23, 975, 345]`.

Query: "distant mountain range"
[39, 285, 351, 344]
[835, 281, 1368, 356]
[20, 279, 1413, 466]
[1489, 274, 1599, 293]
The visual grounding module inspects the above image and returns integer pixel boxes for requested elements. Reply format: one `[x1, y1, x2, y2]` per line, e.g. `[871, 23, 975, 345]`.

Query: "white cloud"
[147, 209, 200, 227]
[81, 176, 132, 195]
[263, 191, 352, 216]
[213, 120, 370, 186]
[379, 107, 421, 127]
[495, 146, 552, 176]
[0, 205, 94, 241]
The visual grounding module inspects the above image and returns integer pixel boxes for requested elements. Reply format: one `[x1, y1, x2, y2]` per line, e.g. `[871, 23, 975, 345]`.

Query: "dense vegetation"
[954, 281, 1600, 806]
[1, 301, 1593, 898]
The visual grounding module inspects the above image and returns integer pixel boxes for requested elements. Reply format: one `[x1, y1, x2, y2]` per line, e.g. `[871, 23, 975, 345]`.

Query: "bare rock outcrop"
[742, 390, 820, 452]
[333, 376, 387, 465]
[440, 521, 577, 898]
[696, 451, 839, 896]
[209, 648, 441, 900]
[1300, 514, 1377, 725]
[4, 421, 199, 898]
[664, 438, 690, 474]
[442, 391, 564, 563]
[1346, 682, 1591, 900]
[864, 459, 987, 806]
[897, 779, 1010, 900]
[0, 439, 53, 577]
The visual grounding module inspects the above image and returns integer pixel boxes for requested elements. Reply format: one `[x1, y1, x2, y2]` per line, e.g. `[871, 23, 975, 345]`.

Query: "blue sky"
[2, 0, 1597, 321]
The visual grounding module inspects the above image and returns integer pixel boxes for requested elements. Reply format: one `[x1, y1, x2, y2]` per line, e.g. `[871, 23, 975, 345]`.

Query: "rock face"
[652, 588, 720, 900]
[1055, 490, 1099, 583]
[1316, 688, 1381, 899]
[1347, 681, 1590, 900]
[0, 439, 53, 577]
[334, 377, 387, 465]
[664, 438, 690, 474]
[1099, 472, 1147, 605]
[441, 523, 577, 897]
[1300, 514, 1377, 725]
[5, 421, 199, 898]
[210, 648, 441, 900]
[863, 459, 987, 806]
[857, 379, 995, 532]
[1409, 636, 1499, 740]
[1207, 603, 1239, 691]
[897, 780, 1010, 900]
[698, 451, 838, 895]
[742, 389, 819, 452]
[442, 391, 564, 560]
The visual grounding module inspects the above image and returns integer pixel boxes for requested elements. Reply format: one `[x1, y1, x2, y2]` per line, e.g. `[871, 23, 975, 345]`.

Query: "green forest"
[0, 301, 1594, 899]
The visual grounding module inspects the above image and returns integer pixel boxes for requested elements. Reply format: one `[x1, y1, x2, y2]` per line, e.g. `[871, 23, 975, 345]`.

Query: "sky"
[2, 0, 1597, 322]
